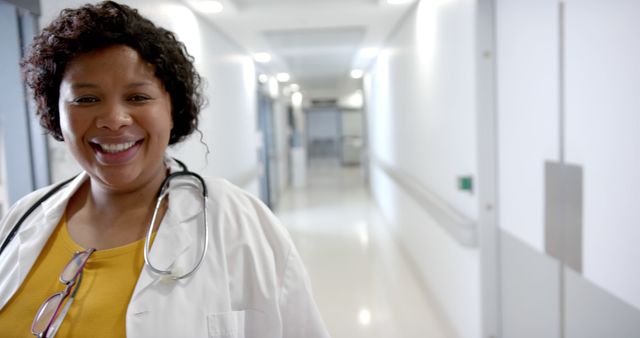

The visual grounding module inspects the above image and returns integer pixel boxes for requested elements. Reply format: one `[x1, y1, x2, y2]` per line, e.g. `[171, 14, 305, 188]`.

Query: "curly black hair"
[21, 1, 203, 144]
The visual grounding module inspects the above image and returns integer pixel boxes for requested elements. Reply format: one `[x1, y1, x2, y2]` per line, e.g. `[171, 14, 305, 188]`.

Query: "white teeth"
[98, 141, 135, 153]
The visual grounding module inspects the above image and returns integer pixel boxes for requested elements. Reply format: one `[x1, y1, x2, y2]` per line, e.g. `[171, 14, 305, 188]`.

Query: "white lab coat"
[0, 162, 330, 338]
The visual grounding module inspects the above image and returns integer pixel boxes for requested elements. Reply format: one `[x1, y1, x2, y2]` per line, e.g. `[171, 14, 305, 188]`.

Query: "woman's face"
[58, 45, 173, 192]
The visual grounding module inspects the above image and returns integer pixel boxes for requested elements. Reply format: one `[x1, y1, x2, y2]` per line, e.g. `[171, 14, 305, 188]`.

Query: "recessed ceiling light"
[359, 48, 379, 58]
[258, 74, 269, 83]
[292, 92, 303, 106]
[387, 0, 414, 4]
[290, 83, 300, 92]
[276, 73, 290, 82]
[358, 309, 372, 326]
[269, 77, 279, 98]
[253, 52, 272, 63]
[350, 69, 364, 79]
[196, 1, 223, 14]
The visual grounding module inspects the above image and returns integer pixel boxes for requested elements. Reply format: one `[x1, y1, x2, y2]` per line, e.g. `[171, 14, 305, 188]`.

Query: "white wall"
[564, 0, 640, 311]
[496, 0, 640, 335]
[365, 0, 481, 337]
[496, 0, 559, 252]
[42, 0, 261, 196]
[366, 0, 640, 335]
[497, 0, 640, 312]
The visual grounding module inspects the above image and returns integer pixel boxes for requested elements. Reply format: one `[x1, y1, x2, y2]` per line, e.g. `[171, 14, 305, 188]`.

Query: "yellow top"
[0, 214, 147, 338]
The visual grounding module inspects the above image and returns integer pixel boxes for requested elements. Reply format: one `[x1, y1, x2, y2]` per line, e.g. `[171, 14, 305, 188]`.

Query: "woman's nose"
[96, 101, 133, 130]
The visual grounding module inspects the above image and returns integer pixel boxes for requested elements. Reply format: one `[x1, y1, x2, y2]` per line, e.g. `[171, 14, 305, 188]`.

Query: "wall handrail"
[373, 158, 478, 247]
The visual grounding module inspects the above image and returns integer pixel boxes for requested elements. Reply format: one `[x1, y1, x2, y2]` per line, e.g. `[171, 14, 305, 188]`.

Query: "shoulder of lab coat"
[0, 172, 88, 309]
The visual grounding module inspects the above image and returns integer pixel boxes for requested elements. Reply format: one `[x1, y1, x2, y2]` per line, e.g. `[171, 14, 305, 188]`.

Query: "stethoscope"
[0, 158, 209, 280]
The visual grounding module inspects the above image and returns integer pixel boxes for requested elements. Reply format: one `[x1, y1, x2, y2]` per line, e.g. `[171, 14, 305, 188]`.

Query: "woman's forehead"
[62, 45, 160, 85]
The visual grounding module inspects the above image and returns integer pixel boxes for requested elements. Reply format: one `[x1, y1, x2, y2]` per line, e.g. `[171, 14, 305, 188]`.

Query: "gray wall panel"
[501, 230, 640, 337]
[0, 2, 34, 204]
[2, 0, 39, 15]
[565, 268, 640, 338]
[501, 231, 560, 338]
[544, 161, 583, 272]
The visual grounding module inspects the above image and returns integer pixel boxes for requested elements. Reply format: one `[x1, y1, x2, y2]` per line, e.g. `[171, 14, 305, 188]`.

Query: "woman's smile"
[90, 139, 144, 165]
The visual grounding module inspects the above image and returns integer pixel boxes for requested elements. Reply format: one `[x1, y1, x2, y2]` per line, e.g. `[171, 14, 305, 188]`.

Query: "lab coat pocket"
[207, 311, 245, 338]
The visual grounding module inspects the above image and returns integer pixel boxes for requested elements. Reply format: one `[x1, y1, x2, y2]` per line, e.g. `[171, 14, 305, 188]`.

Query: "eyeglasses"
[31, 248, 96, 338]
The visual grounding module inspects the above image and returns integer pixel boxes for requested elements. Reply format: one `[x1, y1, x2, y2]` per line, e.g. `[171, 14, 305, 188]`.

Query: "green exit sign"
[458, 176, 473, 193]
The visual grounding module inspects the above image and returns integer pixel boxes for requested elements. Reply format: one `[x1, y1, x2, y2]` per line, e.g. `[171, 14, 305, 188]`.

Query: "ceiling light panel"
[195, 0, 224, 13]
[386, 0, 415, 4]
[276, 73, 291, 82]
[350, 69, 364, 79]
[253, 52, 272, 63]
[232, 0, 378, 9]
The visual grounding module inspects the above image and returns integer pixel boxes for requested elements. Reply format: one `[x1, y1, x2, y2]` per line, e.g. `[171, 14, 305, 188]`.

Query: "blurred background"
[1, 0, 639, 337]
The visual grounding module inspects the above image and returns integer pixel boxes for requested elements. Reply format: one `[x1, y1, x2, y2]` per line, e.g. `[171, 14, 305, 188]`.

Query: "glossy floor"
[275, 160, 453, 338]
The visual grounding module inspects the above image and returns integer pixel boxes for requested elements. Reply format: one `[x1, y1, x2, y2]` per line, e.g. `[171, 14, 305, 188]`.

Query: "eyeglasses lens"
[32, 293, 64, 334]
[60, 251, 90, 282]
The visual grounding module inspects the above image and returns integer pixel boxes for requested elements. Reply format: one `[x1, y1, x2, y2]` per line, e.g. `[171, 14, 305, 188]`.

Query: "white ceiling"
[183, 0, 417, 97]
[263, 26, 365, 90]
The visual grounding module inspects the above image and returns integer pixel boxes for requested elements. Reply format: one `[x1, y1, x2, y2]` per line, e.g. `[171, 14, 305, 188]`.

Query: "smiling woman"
[0, 1, 329, 337]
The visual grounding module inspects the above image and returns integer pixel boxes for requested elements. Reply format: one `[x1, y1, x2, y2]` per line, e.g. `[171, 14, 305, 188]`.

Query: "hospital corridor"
[1, 0, 640, 337]
[276, 160, 452, 338]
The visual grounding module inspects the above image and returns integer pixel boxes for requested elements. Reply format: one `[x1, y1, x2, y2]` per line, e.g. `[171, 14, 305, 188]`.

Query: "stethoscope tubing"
[0, 159, 209, 280]
[143, 170, 209, 279]
[0, 176, 77, 256]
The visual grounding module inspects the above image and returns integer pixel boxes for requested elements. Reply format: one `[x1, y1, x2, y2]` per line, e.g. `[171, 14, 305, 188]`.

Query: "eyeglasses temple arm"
[47, 273, 83, 338]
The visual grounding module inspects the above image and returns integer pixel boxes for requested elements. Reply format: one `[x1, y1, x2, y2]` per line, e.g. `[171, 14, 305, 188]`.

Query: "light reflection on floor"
[276, 159, 451, 338]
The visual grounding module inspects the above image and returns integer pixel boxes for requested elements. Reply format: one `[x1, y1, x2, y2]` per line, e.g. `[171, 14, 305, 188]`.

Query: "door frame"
[476, 0, 501, 337]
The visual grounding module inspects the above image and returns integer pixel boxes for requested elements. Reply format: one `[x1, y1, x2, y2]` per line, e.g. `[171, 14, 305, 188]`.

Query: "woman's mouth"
[91, 140, 143, 164]
[98, 141, 137, 153]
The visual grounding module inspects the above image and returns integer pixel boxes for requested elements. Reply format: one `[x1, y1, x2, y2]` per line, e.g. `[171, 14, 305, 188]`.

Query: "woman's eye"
[129, 95, 151, 102]
[73, 96, 99, 104]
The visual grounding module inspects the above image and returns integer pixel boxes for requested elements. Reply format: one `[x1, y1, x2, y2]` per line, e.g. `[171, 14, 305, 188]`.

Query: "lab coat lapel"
[0, 173, 87, 310]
